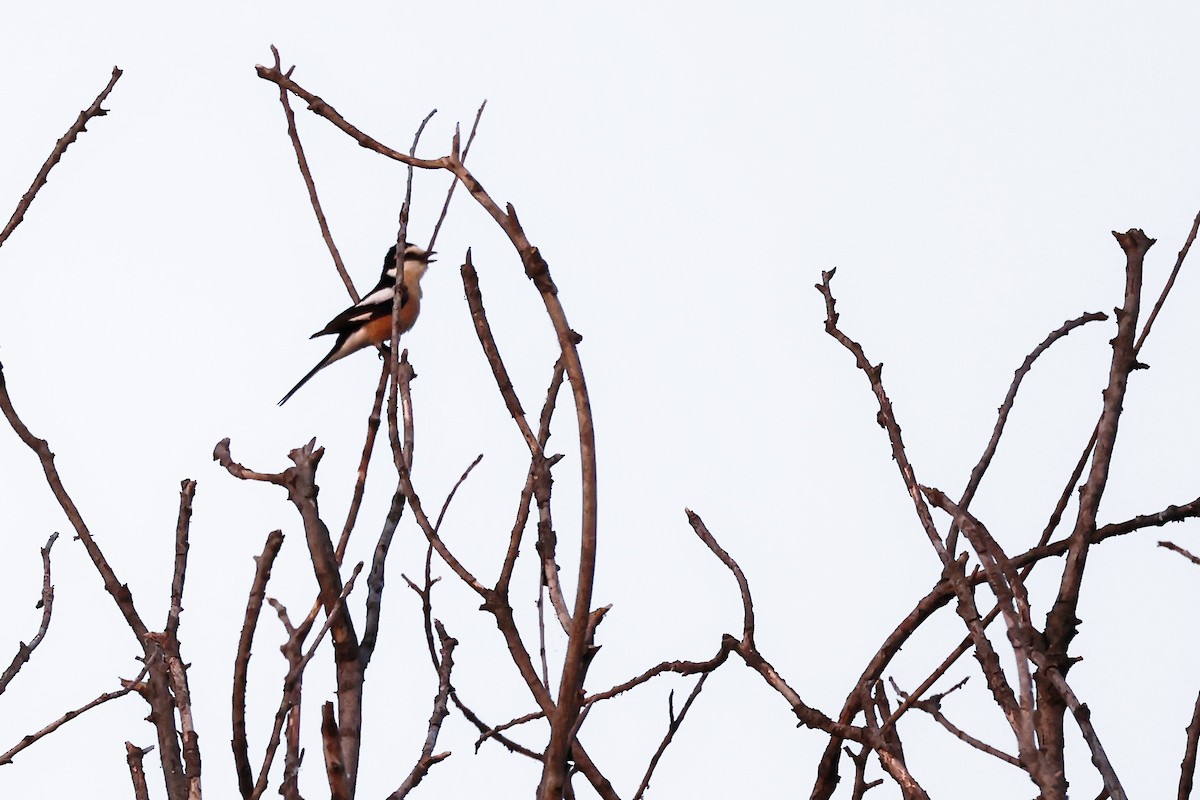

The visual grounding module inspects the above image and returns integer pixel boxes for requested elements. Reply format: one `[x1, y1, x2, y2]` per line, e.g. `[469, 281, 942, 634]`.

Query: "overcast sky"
[2, 3, 1200, 798]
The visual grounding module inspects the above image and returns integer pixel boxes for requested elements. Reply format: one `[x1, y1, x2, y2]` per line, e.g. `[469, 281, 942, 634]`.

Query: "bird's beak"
[427, 251, 437, 263]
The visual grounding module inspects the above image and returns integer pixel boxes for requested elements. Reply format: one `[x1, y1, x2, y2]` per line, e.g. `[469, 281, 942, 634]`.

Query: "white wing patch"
[357, 285, 395, 307]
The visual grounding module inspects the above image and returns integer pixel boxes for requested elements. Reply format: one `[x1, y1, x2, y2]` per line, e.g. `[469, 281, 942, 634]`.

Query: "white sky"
[2, 3, 1199, 798]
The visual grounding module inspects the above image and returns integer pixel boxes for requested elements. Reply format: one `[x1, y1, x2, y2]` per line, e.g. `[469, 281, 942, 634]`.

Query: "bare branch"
[633, 675, 711, 800]
[1135, 208, 1200, 355]
[461, 250, 541, 452]
[946, 310, 1108, 552]
[321, 702, 351, 800]
[267, 46, 354, 300]
[1051, 229, 1153, 623]
[1179, 689, 1200, 800]
[125, 742, 154, 800]
[232, 530, 285, 799]
[428, 100, 486, 253]
[1159, 540, 1200, 567]
[890, 677, 1020, 767]
[815, 269, 946, 558]
[165, 481, 196, 641]
[0, 532, 58, 696]
[254, 58, 444, 170]
[1, 364, 151, 640]
[389, 621, 458, 798]
[336, 363, 392, 561]
[1, 665, 149, 766]
[248, 562, 363, 800]
[1038, 666, 1128, 800]
[0, 67, 122, 249]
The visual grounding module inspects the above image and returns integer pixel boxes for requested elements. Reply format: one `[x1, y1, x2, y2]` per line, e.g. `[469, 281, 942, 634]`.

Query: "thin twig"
[389, 621, 458, 798]
[890, 677, 1020, 767]
[248, 563, 363, 800]
[946, 311, 1108, 552]
[268, 46, 354, 299]
[633, 675, 711, 800]
[0, 665, 149, 766]
[1134, 208, 1200, 354]
[0, 532, 58, 695]
[1159, 541, 1200, 567]
[0, 67, 123, 249]
[336, 363, 391, 560]
[427, 101, 486, 253]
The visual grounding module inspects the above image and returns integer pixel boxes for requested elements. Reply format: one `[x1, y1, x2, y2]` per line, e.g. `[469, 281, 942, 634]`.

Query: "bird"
[278, 243, 435, 405]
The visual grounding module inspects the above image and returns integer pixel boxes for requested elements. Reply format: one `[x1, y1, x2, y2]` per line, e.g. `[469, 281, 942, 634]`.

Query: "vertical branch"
[1179, 689, 1200, 800]
[322, 701, 351, 800]
[165, 481, 196, 641]
[125, 742, 154, 800]
[0, 532, 58, 695]
[386, 112, 434, 473]
[388, 622, 458, 798]
[1040, 230, 1153, 792]
[1053, 230, 1152, 614]
[283, 442, 364, 792]
[232, 531, 285, 799]
[280, 706, 303, 800]
[336, 364, 391, 560]
[427, 101, 486, 253]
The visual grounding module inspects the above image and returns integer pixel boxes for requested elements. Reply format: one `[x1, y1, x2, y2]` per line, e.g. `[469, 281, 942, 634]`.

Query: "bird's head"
[383, 243, 436, 281]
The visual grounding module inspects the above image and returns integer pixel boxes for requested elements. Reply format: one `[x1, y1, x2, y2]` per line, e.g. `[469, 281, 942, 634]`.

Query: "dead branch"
[0, 532, 58, 695]
[1037, 665, 1128, 800]
[254, 59, 443, 170]
[389, 621, 458, 798]
[165, 481, 196, 642]
[427, 101, 485, 252]
[125, 742, 154, 800]
[1051, 229, 1153, 618]
[1179, 689, 1200, 800]
[246, 562, 363, 800]
[1159, 540, 1200, 567]
[862, 682, 927, 800]
[0, 665, 148, 766]
[1135, 209, 1200, 354]
[815, 269, 946, 558]
[946, 310, 1108, 552]
[321, 702, 351, 800]
[633, 675, 711, 800]
[232, 530, 285, 799]
[336, 363, 392, 560]
[890, 677, 1020, 766]
[0, 67, 122, 249]
[268, 46, 354, 300]
[1040, 229, 1154, 795]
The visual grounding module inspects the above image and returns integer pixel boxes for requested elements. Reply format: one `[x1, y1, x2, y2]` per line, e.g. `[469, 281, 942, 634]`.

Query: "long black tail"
[278, 350, 336, 406]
